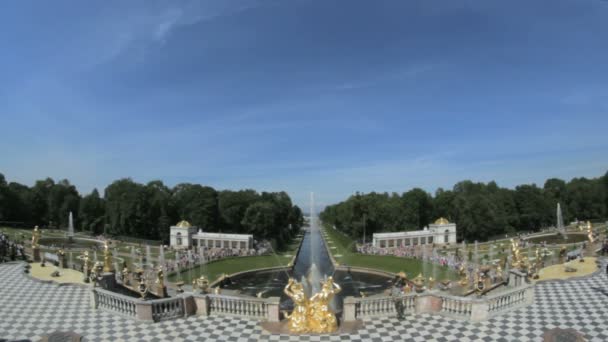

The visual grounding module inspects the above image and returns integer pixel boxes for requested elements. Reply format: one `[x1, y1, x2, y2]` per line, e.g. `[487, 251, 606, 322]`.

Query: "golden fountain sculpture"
[103, 241, 113, 273]
[510, 238, 525, 269]
[31, 226, 41, 248]
[587, 221, 594, 244]
[283, 276, 342, 334]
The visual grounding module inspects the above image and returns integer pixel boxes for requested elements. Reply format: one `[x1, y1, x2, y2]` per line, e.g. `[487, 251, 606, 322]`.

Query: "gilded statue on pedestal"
[156, 266, 164, 288]
[103, 242, 113, 273]
[308, 276, 341, 333]
[283, 276, 342, 334]
[31, 226, 41, 248]
[283, 278, 309, 333]
[510, 238, 523, 269]
[587, 221, 594, 244]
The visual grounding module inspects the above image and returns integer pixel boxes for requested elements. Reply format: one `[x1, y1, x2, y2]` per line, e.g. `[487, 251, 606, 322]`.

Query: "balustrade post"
[342, 296, 357, 322]
[90, 290, 98, 309]
[194, 295, 210, 316]
[266, 297, 280, 322]
[136, 301, 154, 321]
[524, 286, 535, 305]
[470, 300, 489, 322]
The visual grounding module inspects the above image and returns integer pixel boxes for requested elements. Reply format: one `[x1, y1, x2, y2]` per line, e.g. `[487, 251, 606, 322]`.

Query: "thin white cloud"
[334, 64, 435, 90]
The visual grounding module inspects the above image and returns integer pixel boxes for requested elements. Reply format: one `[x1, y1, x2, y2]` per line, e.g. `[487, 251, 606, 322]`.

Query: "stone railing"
[91, 288, 138, 318]
[92, 287, 281, 323]
[485, 285, 533, 318]
[151, 297, 186, 322]
[346, 294, 416, 320]
[438, 295, 473, 319]
[207, 294, 270, 319]
[191, 293, 281, 322]
[343, 282, 534, 323]
[91, 288, 189, 322]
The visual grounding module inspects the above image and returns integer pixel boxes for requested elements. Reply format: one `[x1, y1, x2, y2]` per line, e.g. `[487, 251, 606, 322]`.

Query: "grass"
[167, 254, 293, 284]
[166, 233, 303, 284]
[321, 225, 458, 280]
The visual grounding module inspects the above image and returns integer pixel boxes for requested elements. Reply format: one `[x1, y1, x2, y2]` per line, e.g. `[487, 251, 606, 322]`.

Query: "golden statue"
[193, 275, 210, 294]
[308, 276, 341, 333]
[587, 221, 594, 243]
[31, 226, 41, 248]
[510, 238, 523, 269]
[496, 265, 503, 282]
[122, 266, 130, 285]
[156, 266, 164, 288]
[283, 278, 309, 333]
[82, 250, 91, 273]
[458, 263, 468, 287]
[103, 242, 113, 273]
[428, 277, 435, 290]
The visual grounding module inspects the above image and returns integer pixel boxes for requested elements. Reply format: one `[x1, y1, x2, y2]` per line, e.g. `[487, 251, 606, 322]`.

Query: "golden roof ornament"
[434, 217, 450, 225]
[176, 220, 192, 228]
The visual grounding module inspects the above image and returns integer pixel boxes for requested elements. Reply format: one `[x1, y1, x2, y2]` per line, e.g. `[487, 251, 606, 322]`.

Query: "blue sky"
[1, 0, 607, 210]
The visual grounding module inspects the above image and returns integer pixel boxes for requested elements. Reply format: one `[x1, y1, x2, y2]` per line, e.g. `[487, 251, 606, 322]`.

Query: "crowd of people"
[0, 232, 26, 262]
[357, 243, 466, 273]
[161, 240, 273, 274]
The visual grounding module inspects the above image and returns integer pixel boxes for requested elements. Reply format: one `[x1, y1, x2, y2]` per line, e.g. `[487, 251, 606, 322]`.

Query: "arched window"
[176, 232, 182, 245]
[444, 229, 450, 243]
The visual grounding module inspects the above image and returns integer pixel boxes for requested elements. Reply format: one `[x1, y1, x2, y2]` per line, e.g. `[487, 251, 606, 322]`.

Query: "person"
[391, 278, 405, 319]
[605, 263, 608, 277]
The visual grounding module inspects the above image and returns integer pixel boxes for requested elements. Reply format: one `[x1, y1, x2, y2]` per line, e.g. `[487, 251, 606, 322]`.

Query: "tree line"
[0, 173, 304, 248]
[320, 171, 608, 243]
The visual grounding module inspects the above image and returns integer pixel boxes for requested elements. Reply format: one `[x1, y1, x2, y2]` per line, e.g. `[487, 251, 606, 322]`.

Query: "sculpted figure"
[308, 276, 341, 333]
[156, 266, 164, 288]
[103, 242, 113, 273]
[283, 278, 309, 333]
[31, 226, 41, 248]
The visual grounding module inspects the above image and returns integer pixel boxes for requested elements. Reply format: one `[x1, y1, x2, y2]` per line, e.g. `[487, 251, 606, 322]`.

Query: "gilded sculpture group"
[283, 276, 342, 334]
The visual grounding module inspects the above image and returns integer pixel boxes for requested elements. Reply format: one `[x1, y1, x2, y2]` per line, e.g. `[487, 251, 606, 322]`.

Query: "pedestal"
[156, 285, 168, 298]
[342, 296, 357, 322]
[194, 295, 210, 316]
[266, 297, 280, 322]
[59, 254, 68, 269]
[32, 248, 41, 262]
[98, 272, 117, 290]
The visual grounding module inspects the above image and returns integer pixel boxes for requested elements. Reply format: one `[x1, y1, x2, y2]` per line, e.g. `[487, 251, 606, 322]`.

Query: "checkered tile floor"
[1, 260, 607, 341]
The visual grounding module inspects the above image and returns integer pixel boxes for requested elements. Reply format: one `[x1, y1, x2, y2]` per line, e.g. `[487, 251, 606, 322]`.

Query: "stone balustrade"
[351, 294, 417, 319]
[151, 297, 186, 322]
[91, 288, 138, 318]
[485, 285, 533, 318]
[343, 283, 535, 323]
[206, 294, 272, 319]
[439, 295, 473, 318]
[92, 288, 280, 323]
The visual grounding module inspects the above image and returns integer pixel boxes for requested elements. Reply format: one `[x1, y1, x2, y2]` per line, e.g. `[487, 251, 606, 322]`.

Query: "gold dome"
[434, 217, 450, 225]
[176, 220, 192, 228]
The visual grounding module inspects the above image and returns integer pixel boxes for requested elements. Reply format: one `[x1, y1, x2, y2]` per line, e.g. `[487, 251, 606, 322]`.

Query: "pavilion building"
[169, 220, 253, 250]
[371, 217, 457, 248]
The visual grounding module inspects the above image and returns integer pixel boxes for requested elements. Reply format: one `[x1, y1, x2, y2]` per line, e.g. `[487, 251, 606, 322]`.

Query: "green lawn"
[166, 234, 303, 284]
[167, 254, 293, 284]
[322, 225, 458, 280]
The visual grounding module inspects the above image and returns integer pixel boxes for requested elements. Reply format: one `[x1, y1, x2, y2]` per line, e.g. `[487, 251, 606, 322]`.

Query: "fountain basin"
[39, 237, 104, 250]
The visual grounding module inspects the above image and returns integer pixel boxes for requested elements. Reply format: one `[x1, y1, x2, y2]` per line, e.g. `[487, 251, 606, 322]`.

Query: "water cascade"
[557, 203, 567, 240]
[67, 211, 74, 241]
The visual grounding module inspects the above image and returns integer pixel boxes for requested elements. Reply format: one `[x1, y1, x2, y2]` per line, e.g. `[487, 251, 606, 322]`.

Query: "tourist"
[391, 278, 405, 319]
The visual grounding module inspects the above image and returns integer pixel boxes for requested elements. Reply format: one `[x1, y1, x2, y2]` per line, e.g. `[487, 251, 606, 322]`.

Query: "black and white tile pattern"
[1, 260, 607, 341]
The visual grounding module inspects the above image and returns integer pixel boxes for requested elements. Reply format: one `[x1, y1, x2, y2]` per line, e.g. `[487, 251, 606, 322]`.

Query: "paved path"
[1, 260, 608, 341]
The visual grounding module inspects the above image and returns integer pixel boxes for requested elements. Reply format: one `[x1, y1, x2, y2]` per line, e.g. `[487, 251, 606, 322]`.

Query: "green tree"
[79, 189, 105, 234]
[172, 183, 218, 231]
[218, 190, 259, 232]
